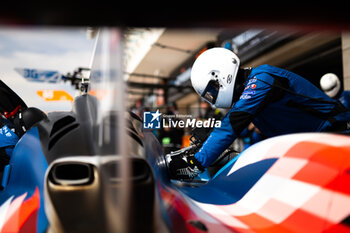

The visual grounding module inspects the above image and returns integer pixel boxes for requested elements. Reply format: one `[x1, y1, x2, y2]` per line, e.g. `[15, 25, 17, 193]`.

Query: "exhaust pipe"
[49, 162, 94, 186]
[45, 157, 155, 233]
[102, 159, 152, 183]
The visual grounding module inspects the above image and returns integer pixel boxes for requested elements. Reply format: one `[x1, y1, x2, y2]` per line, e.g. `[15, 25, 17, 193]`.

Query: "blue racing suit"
[195, 64, 350, 167]
[339, 91, 350, 109]
[0, 117, 18, 157]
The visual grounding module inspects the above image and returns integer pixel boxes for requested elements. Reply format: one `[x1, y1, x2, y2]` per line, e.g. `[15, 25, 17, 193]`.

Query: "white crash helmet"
[320, 73, 341, 98]
[190, 48, 240, 108]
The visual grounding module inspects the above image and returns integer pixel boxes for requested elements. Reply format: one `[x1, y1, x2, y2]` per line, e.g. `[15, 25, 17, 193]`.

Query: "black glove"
[168, 155, 205, 180]
[187, 155, 205, 171]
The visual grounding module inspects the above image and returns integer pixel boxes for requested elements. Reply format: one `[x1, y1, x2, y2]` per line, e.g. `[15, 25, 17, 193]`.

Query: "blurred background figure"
[200, 101, 223, 121]
[201, 101, 224, 120]
[320, 73, 350, 109]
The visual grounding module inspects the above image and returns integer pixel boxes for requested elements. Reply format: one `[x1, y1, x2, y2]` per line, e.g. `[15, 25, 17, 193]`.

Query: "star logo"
[150, 109, 161, 122]
[143, 110, 162, 129]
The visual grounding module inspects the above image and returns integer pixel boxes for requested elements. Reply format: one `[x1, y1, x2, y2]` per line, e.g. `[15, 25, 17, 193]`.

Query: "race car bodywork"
[146, 131, 350, 233]
[0, 127, 48, 233]
[0, 29, 157, 233]
[0, 93, 156, 233]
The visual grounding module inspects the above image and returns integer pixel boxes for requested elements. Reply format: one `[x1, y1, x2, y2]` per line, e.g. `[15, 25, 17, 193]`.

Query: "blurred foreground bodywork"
[0, 28, 159, 233]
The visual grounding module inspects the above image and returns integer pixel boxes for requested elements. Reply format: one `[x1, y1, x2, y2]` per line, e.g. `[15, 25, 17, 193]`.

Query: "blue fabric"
[339, 91, 350, 109]
[0, 125, 18, 148]
[195, 65, 350, 167]
[239, 127, 263, 150]
[0, 125, 19, 157]
[1, 164, 10, 188]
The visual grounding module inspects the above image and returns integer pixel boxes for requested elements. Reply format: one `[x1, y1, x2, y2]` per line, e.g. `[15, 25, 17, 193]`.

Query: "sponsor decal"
[242, 90, 255, 95]
[250, 84, 257, 89]
[240, 94, 252, 100]
[247, 78, 257, 85]
[227, 74, 232, 84]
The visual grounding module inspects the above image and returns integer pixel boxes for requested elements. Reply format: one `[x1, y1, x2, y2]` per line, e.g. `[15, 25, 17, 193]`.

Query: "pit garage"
[0, 8, 349, 233]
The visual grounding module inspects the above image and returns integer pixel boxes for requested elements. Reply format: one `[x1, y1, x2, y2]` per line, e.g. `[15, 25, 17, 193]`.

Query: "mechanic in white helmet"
[169, 47, 350, 179]
[320, 73, 350, 109]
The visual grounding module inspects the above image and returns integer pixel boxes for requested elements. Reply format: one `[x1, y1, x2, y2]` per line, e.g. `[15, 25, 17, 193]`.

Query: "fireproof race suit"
[195, 64, 350, 167]
[0, 116, 18, 159]
[339, 91, 350, 109]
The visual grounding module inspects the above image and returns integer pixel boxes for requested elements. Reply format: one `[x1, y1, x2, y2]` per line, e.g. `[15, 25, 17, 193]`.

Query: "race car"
[0, 29, 157, 233]
[0, 81, 157, 233]
[147, 125, 350, 233]
[0, 28, 349, 233]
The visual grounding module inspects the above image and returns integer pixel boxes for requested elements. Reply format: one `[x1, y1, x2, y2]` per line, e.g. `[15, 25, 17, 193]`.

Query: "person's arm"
[194, 74, 274, 167]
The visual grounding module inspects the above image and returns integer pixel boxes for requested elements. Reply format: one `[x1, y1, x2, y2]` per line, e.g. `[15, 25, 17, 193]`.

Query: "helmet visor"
[201, 79, 220, 105]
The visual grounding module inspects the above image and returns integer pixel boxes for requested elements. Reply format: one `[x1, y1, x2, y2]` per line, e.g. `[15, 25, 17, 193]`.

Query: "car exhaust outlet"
[50, 162, 94, 186]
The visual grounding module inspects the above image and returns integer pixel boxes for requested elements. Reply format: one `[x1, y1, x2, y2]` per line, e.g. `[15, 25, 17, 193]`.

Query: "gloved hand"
[168, 155, 205, 180]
